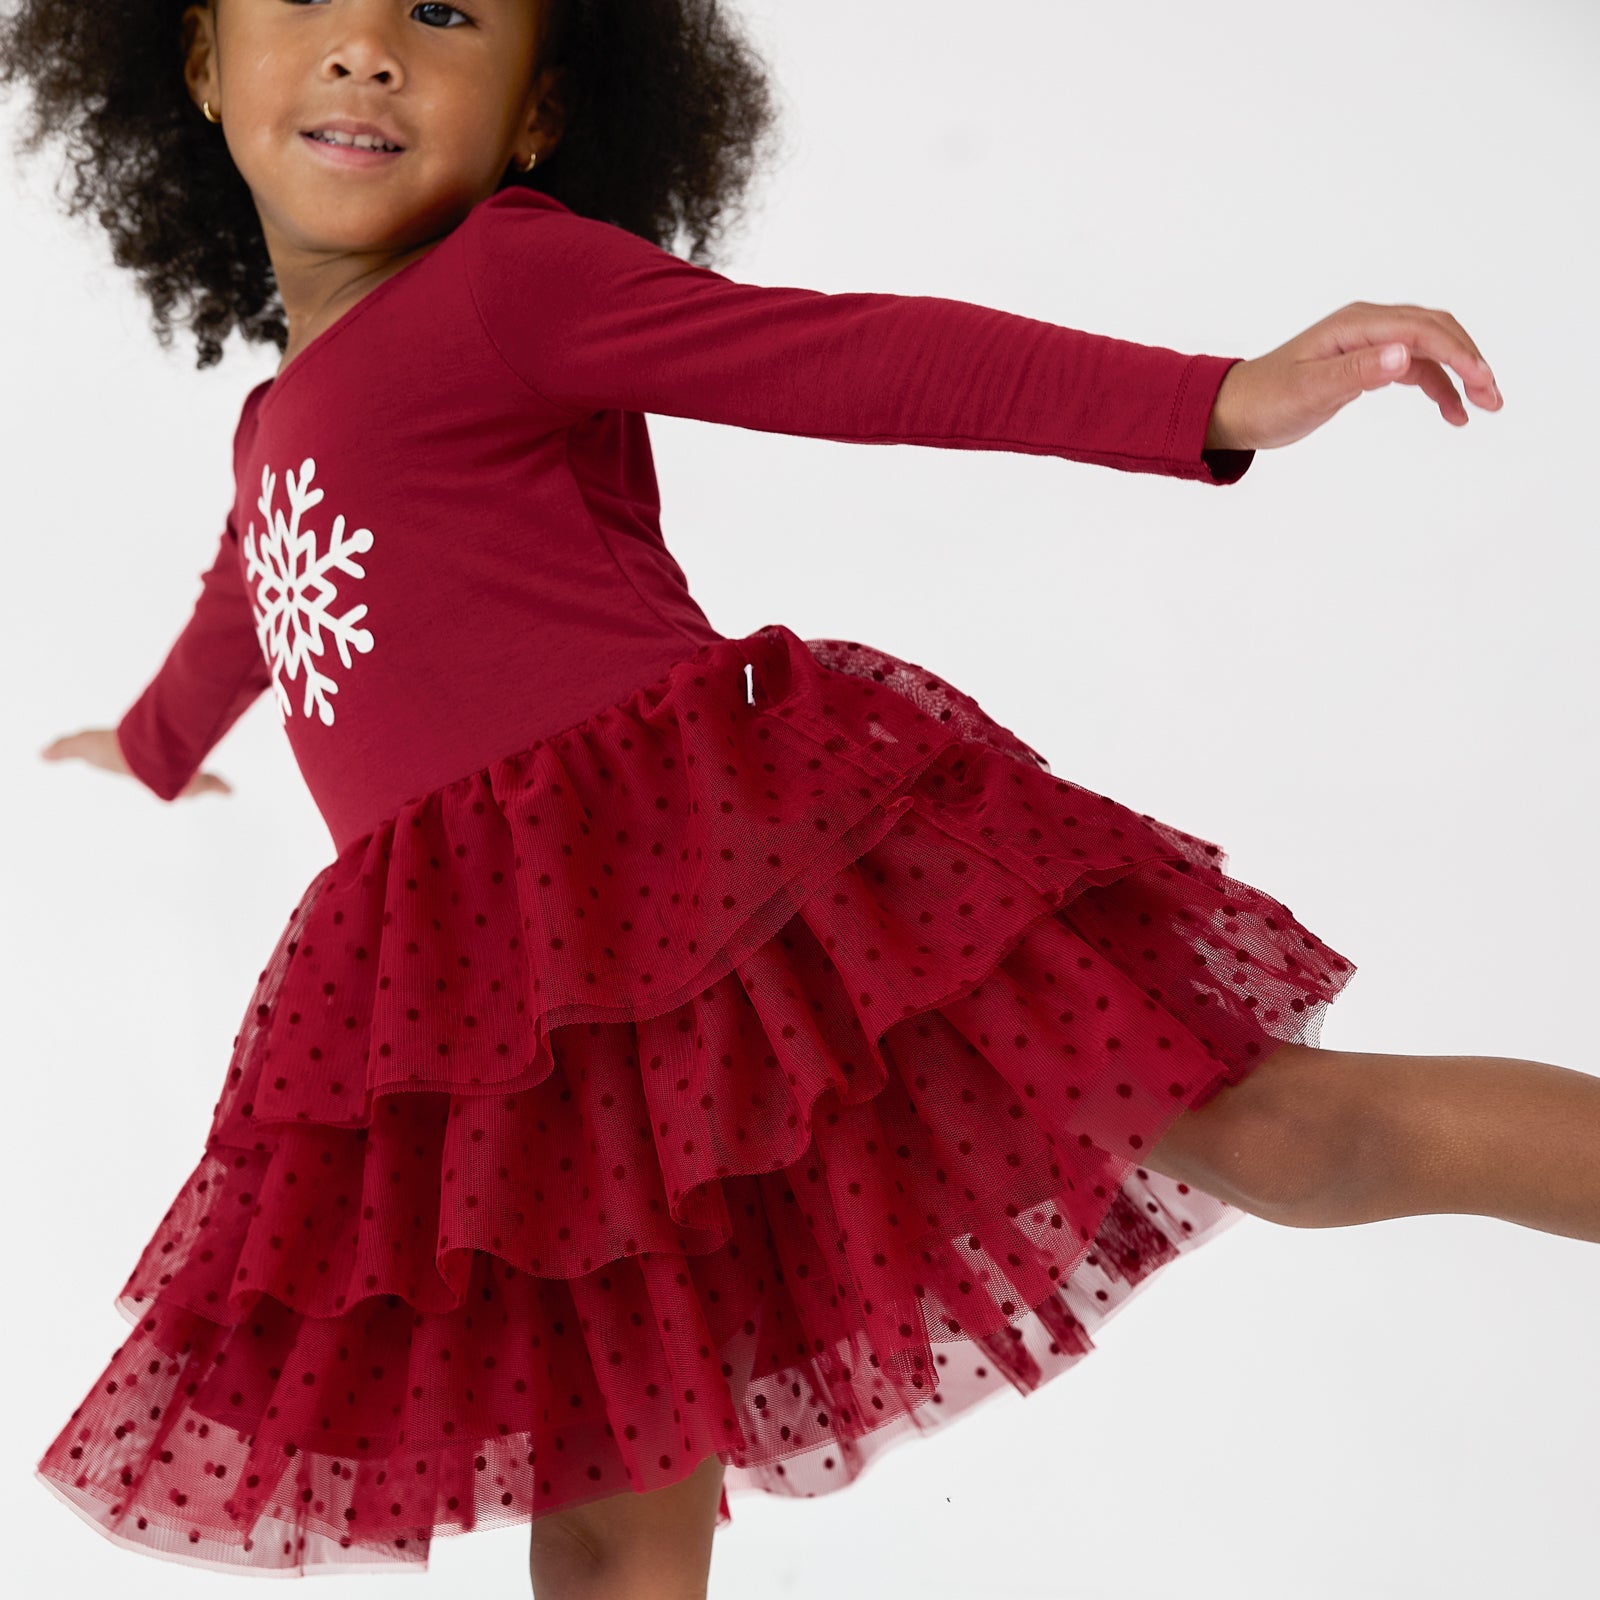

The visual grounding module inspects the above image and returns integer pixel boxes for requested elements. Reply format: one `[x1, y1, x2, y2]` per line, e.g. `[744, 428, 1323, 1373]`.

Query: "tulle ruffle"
[38, 622, 1356, 1573]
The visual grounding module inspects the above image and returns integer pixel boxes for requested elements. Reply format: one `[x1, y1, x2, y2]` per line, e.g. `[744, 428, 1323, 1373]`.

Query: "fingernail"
[1490, 382, 1502, 403]
[1380, 343, 1406, 371]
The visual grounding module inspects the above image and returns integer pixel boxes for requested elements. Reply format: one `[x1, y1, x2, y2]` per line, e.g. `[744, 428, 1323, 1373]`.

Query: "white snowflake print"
[242, 457, 376, 727]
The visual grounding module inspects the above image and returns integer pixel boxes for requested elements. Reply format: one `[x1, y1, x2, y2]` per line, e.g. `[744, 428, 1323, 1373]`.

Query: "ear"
[522, 65, 569, 162]
[180, 2, 219, 115]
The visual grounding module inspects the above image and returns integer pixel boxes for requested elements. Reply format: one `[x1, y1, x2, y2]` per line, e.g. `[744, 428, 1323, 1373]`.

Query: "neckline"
[247, 186, 569, 421]
[258, 237, 444, 408]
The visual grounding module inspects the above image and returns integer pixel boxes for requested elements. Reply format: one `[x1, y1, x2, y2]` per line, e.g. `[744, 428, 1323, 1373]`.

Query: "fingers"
[40, 728, 137, 780]
[1423, 307, 1490, 373]
[1348, 302, 1502, 406]
[181, 771, 234, 798]
[1390, 357, 1471, 427]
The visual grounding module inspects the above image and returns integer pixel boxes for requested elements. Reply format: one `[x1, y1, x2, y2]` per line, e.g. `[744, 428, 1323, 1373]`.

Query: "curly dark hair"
[0, 0, 781, 369]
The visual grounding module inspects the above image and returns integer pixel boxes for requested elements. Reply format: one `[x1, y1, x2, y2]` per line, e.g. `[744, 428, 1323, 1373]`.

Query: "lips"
[301, 117, 407, 152]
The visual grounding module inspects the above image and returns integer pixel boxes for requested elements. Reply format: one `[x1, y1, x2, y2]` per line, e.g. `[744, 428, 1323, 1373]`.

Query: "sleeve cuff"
[1169, 352, 1256, 485]
[1199, 445, 1255, 485]
[115, 706, 188, 802]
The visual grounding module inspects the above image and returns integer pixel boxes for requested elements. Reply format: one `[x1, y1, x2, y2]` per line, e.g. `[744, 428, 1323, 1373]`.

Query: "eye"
[279, 0, 473, 19]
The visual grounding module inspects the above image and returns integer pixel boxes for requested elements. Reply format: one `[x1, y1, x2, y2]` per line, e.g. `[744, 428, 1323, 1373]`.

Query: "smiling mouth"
[303, 130, 406, 153]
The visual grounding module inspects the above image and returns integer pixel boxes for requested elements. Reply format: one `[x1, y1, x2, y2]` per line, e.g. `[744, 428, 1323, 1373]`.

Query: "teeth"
[311, 130, 400, 151]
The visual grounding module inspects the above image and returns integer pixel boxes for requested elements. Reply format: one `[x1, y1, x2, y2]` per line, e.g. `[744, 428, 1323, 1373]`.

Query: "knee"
[529, 1515, 606, 1599]
[1219, 1099, 1375, 1226]
[526, 1455, 722, 1599]
[1148, 1044, 1392, 1228]
[1226, 1064, 1394, 1228]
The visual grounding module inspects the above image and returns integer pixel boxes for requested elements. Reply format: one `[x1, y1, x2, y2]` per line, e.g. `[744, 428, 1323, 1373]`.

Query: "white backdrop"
[2, 2, 1595, 1596]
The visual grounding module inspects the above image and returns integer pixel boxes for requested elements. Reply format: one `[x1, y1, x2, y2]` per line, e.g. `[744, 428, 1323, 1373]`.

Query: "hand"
[40, 728, 234, 798]
[1203, 301, 1503, 452]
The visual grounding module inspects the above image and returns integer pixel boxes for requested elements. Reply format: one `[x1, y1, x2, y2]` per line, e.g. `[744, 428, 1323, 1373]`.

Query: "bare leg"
[528, 1452, 725, 1600]
[1144, 1041, 1600, 1242]
[1324, 1048, 1600, 1241]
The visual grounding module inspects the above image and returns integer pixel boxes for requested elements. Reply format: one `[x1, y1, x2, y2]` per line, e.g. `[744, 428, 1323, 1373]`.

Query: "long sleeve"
[463, 191, 1254, 485]
[115, 512, 274, 802]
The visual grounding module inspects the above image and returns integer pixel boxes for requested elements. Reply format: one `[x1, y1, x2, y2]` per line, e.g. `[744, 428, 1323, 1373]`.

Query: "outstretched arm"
[463, 191, 1255, 485]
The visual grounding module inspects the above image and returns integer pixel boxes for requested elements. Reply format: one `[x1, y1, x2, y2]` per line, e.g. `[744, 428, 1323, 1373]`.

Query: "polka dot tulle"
[37, 623, 1356, 1574]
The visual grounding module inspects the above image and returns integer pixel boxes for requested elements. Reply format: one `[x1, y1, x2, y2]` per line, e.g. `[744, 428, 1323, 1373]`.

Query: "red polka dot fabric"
[36, 623, 1356, 1574]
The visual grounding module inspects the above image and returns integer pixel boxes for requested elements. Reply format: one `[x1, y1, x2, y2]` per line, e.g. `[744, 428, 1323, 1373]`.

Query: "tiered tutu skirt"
[37, 622, 1356, 1574]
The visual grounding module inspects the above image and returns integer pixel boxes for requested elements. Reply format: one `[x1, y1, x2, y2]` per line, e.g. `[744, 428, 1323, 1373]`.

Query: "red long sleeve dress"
[39, 184, 1355, 1575]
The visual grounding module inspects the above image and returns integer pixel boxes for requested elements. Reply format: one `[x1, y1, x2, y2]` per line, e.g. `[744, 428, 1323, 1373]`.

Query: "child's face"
[182, 0, 561, 259]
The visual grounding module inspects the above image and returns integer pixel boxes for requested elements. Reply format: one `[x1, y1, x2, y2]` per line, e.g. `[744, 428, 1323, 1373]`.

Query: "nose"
[320, 8, 405, 86]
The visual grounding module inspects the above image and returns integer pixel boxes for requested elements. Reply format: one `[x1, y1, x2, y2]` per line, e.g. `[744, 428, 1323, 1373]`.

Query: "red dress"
[37, 185, 1354, 1574]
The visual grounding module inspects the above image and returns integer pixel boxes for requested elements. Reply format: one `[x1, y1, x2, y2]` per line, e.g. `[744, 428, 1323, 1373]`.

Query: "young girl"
[9, 0, 1579, 1592]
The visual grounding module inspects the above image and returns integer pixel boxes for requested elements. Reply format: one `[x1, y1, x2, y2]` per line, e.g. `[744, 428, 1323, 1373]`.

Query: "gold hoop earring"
[202, 99, 221, 124]
[518, 149, 538, 173]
